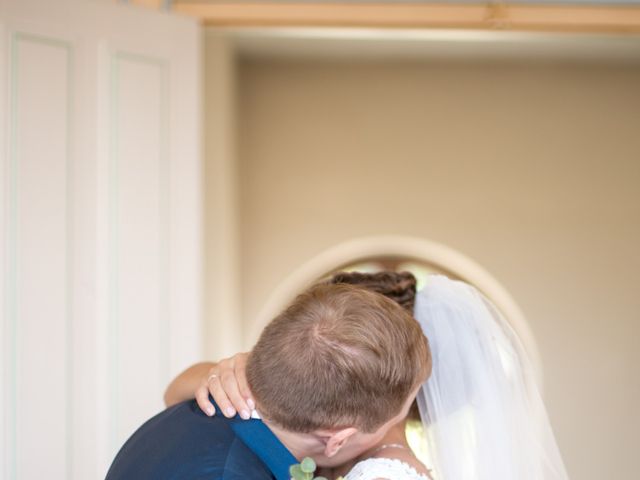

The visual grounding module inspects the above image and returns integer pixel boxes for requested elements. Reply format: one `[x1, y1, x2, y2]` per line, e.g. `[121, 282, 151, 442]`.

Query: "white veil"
[414, 275, 569, 480]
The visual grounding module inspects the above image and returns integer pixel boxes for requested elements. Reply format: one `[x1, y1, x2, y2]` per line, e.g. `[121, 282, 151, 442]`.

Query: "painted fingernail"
[247, 398, 255, 410]
[206, 406, 214, 416]
[225, 407, 236, 417]
[240, 409, 250, 420]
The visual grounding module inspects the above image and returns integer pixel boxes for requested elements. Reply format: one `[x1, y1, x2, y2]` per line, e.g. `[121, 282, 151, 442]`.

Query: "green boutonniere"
[289, 457, 344, 480]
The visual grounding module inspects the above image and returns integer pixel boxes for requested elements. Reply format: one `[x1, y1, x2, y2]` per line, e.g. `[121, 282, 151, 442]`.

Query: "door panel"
[0, 2, 202, 478]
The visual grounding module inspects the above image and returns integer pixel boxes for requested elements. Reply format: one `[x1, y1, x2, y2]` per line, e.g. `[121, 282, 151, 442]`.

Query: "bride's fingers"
[234, 354, 255, 410]
[208, 374, 237, 419]
[195, 381, 215, 417]
[220, 370, 251, 420]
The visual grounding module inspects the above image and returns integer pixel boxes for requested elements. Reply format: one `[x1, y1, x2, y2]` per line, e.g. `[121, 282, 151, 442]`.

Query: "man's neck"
[261, 417, 324, 462]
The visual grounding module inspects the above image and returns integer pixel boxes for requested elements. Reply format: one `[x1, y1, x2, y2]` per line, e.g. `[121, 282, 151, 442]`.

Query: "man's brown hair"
[246, 280, 431, 433]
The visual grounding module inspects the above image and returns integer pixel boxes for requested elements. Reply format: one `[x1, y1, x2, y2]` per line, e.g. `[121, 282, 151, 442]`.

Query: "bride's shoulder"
[373, 449, 431, 477]
[344, 456, 432, 480]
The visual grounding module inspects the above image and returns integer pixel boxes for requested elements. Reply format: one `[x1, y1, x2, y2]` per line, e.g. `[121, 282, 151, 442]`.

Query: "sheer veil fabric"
[414, 276, 569, 480]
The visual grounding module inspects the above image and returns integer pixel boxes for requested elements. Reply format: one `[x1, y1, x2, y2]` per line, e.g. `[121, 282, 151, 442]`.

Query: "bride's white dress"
[344, 457, 432, 480]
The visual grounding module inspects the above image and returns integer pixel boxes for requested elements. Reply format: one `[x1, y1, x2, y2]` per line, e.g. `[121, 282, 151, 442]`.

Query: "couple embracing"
[106, 271, 569, 480]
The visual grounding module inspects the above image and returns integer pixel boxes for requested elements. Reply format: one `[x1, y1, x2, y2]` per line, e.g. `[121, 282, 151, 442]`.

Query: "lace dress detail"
[344, 457, 432, 480]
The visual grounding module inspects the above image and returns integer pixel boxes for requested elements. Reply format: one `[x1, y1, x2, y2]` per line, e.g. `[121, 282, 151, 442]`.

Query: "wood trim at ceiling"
[130, 0, 165, 8]
[172, 2, 640, 33]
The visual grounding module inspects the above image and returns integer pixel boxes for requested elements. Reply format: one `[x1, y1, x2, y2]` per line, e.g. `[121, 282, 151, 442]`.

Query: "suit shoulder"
[221, 437, 274, 480]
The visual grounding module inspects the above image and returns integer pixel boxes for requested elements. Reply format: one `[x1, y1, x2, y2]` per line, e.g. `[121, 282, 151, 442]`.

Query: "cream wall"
[230, 58, 640, 479]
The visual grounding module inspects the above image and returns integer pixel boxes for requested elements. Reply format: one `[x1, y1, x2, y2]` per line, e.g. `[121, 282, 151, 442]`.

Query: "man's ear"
[321, 427, 359, 458]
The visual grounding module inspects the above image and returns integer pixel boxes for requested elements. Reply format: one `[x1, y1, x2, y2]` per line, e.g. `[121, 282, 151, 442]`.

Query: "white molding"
[105, 49, 173, 458]
[247, 235, 543, 388]
[4, 30, 74, 479]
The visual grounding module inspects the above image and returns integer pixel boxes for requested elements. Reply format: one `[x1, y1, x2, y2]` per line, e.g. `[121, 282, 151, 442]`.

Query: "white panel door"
[0, 1, 202, 479]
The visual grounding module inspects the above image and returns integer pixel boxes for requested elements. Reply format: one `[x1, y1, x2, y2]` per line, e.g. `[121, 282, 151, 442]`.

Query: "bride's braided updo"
[328, 271, 418, 314]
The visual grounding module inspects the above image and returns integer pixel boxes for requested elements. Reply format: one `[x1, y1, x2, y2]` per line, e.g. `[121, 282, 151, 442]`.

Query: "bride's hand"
[196, 352, 255, 420]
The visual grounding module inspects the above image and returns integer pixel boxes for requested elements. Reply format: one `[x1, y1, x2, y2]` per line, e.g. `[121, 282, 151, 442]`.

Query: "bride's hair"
[328, 271, 417, 313]
[246, 272, 430, 433]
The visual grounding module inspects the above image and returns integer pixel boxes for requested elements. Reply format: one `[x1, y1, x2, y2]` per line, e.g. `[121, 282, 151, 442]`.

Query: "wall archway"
[247, 234, 543, 386]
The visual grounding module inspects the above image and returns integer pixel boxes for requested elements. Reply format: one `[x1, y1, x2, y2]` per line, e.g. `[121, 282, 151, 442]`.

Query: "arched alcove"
[247, 234, 543, 386]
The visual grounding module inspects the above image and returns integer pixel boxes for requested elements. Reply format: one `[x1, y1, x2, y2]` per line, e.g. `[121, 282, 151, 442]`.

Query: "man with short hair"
[106, 283, 430, 479]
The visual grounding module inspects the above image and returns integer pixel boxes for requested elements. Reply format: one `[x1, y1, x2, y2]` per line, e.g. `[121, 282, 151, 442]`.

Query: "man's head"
[246, 280, 431, 466]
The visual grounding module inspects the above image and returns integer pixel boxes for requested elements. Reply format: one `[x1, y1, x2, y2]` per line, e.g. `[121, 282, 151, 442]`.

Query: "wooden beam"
[173, 2, 640, 33]
[130, 0, 165, 8]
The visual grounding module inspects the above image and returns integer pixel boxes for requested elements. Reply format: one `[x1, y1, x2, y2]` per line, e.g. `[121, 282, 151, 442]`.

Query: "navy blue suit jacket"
[106, 399, 297, 480]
